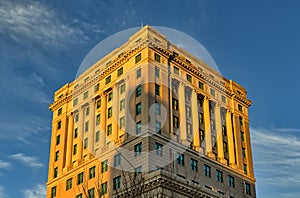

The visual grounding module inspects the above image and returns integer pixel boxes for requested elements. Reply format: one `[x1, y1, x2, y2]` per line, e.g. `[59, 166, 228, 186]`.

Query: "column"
[191, 90, 200, 150]
[88, 99, 95, 153]
[203, 96, 211, 155]
[226, 110, 236, 166]
[215, 104, 224, 162]
[77, 108, 84, 161]
[112, 84, 119, 143]
[178, 82, 187, 143]
[65, 113, 74, 167]
[100, 94, 107, 148]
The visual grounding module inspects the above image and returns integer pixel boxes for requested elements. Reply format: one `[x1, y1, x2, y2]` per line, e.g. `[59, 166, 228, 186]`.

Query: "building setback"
[47, 25, 256, 198]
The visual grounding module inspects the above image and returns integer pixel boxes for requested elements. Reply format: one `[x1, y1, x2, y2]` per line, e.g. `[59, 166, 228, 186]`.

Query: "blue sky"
[0, 0, 299, 197]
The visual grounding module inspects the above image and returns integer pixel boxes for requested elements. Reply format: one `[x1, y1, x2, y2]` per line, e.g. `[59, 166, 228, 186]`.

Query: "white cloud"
[10, 153, 43, 168]
[0, 0, 88, 46]
[21, 184, 46, 198]
[0, 160, 11, 169]
[0, 185, 7, 198]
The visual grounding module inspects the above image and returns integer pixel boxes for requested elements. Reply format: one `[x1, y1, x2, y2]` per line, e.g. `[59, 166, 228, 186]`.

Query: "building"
[46, 25, 256, 198]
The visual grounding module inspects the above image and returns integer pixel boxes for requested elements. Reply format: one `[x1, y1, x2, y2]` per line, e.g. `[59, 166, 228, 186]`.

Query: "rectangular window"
[120, 117, 125, 128]
[134, 166, 142, 176]
[216, 170, 223, 182]
[186, 123, 192, 135]
[200, 130, 205, 142]
[242, 147, 246, 158]
[75, 113, 79, 122]
[85, 106, 90, 116]
[88, 188, 94, 198]
[239, 116, 243, 126]
[210, 88, 215, 97]
[94, 83, 99, 92]
[204, 164, 211, 177]
[57, 121, 61, 130]
[155, 84, 160, 96]
[135, 53, 141, 63]
[172, 82, 178, 93]
[95, 131, 100, 142]
[174, 66, 179, 75]
[190, 158, 198, 171]
[173, 116, 179, 128]
[222, 125, 227, 136]
[228, 175, 235, 188]
[51, 186, 56, 198]
[136, 102, 142, 115]
[244, 164, 248, 174]
[136, 68, 141, 79]
[223, 142, 228, 153]
[172, 98, 178, 110]
[199, 113, 204, 124]
[108, 107, 112, 118]
[186, 106, 191, 117]
[136, 85, 142, 97]
[155, 103, 161, 115]
[136, 121, 142, 134]
[134, 143, 142, 156]
[108, 92, 113, 101]
[85, 121, 89, 132]
[245, 183, 251, 195]
[185, 90, 191, 101]
[101, 182, 108, 195]
[73, 144, 77, 155]
[117, 67, 123, 76]
[101, 160, 108, 173]
[66, 178, 72, 190]
[55, 151, 59, 161]
[107, 124, 112, 136]
[84, 138, 88, 149]
[57, 108, 62, 116]
[54, 167, 58, 178]
[238, 104, 243, 112]
[186, 74, 192, 83]
[73, 98, 78, 107]
[76, 194, 82, 198]
[113, 176, 121, 190]
[241, 131, 245, 142]
[154, 53, 161, 62]
[89, 166, 96, 179]
[83, 91, 89, 99]
[155, 142, 162, 156]
[77, 172, 84, 185]
[155, 121, 161, 134]
[199, 81, 204, 89]
[96, 114, 100, 125]
[105, 75, 111, 84]
[120, 99, 125, 111]
[221, 95, 226, 103]
[114, 154, 121, 167]
[177, 153, 184, 166]
[155, 67, 160, 78]
[56, 135, 60, 145]
[74, 128, 78, 138]
[120, 83, 125, 94]
[96, 99, 101, 109]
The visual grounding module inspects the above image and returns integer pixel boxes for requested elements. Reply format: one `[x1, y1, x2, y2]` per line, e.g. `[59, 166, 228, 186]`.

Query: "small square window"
[95, 131, 100, 142]
[186, 74, 192, 83]
[210, 88, 215, 97]
[89, 166, 96, 179]
[134, 143, 142, 156]
[51, 186, 56, 198]
[77, 172, 84, 184]
[186, 106, 191, 117]
[120, 99, 125, 111]
[85, 121, 89, 132]
[101, 160, 108, 173]
[155, 84, 160, 96]
[101, 182, 107, 195]
[204, 164, 211, 177]
[94, 83, 99, 92]
[200, 130, 205, 142]
[136, 121, 142, 134]
[113, 176, 121, 190]
[85, 106, 90, 116]
[55, 151, 59, 161]
[136, 103, 142, 115]
[108, 92, 113, 101]
[120, 83, 125, 94]
[57, 108, 62, 116]
[73, 98, 78, 107]
[155, 121, 161, 134]
[83, 91, 89, 99]
[190, 158, 198, 171]
[73, 144, 77, 155]
[88, 188, 94, 198]
[155, 142, 162, 156]
[173, 116, 179, 128]
[66, 178, 72, 190]
[154, 53, 161, 62]
[221, 95, 226, 103]
[120, 117, 125, 128]
[114, 154, 121, 167]
[84, 138, 88, 149]
[96, 114, 100, 125]
[54, 167, 58, 178]
[107, 124, 112, 136]
[199, 81, 204, 90]
[228, 175, 235, 188]
[56, 135, 60, 145]
[186, 123, 192, 135]
[136, 68, 141, 79]
[155, 67, 160, 78]
[105, 75, 111, 84]
[75, 113, 79, 122]
[244, 164, 248, 174]
[174, 66, 179, 75]
[177, 153, 184, 166]
[57, 121, 61, 130]
[135, 53, 141, 63]
[96, 99, 101, 109]
[216, 170, 223, 182]
[245, 183, 251, 195]
[134, 166, 142, 176]
[74, 128, 78, 138]
[172, 98, 178, 110]
[117, 67, 123, 76]
[238, 104, 243, 112]
[108, 107, 112, 118]
[136, 85, 142, 97]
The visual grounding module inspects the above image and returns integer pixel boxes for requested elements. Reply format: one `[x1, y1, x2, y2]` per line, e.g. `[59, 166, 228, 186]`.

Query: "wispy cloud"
[251, 127, 300, 197]
[0, 0, 88, 46]
[21, 183, 46, 198]
[0, 160, 11, 169]
[0, 185, 7, 198]
[10, 153, 43, 168]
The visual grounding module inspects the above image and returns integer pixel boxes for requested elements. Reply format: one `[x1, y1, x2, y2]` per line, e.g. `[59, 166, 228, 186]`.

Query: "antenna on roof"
[141, 23, 144, 28]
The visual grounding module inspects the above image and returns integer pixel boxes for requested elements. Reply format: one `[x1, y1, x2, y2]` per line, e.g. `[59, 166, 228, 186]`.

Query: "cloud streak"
[10, 153, 43, 168]
[21, 183, 46, 198]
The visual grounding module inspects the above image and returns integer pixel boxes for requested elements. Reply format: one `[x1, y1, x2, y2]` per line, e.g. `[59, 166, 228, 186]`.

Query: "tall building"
[47, 26, 256, 198]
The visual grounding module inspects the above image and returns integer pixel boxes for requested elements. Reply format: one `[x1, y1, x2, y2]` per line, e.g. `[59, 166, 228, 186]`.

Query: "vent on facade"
[106, 61, 111, 66]
[198, 67, 203, 72]
[209, 74, 214, 79]
[186, 59, 191, 64]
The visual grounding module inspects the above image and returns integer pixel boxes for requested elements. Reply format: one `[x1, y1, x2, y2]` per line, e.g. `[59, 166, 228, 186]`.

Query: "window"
[172, 82, 178, 93]
[244, 164, 248, 174]
[155, 67, 160, 78]
[107, 124, 112, 136]
[73, 144, 77, 155]
[51, 186, 56, 198]
[155, 103, 161, 115]
[120, 117, 125, 128]
[120, 99, 125, 111]
[57, 121, 61, 130]
[136, 85, 142, 97]
[113, 176, 121, 190]
[108, 107, 112, 118]
[85, 121, 89, 132]
[136, 121, 142, 134]
[239, 116, 243, 126]
[56, 135, 60, 145]
[57, 108, 62, 116]
[76, 194, 82, 198]
[154, 53, 161, 62]
[114, 154, 121, 167]
[136, 68, 141, 79]
[134, 143, 142, 156]
[95, 131, 100, 142]
[94, 83, 99, 92]
[212, 136, 216, 147]
[241, 132, 245, 142]
[177, 153, 184, 166]
[55, 151, 59, 161]
[73, 98, 78, 107]
[211, 119, 216, 130]
[136, 102, 142, 115]
[172, 98, 178, 110]
[210, 88, 215, 97]
[77, 172, 84, 185]
[185, 90, 191, 101]
[242, 148, 246, 158]
[174, 66, 179, 75]
[89, 166, 96, 179]
[96, 114, 100, 125]
[88, 188, 94, 198]
[222, 125, 227, 136]
[155, 84, 160, 96]
[199, 81, 204, 90]
[221, 95, 226, 103]
[75, 113, 79, 122]
[238, 104, 243, 112]
[66, 178, 72, 190]
[216, 170, 223, 182]
[228, 175, 235, 188]
[96, 99, 101, 109]
[223, 142, 228, 153]
[83, 91, 89, 99]
[105, 75, 111, 84]
[101, 182, 108, 195]
[134, 166, 142, 176]
[101, 160, 108, 173]
[135, 53, 141, 63]
[120, 83, 125, 94]
[108, 92, 113, 101]
[117, 67, 123, 76]
[200, 130, 205, 142]
[54, 167, 58, 178]
[74, 128, 78, 138]
[190, 158, 198, 171]
[155, 121, 161, 134]
[245, 183, 251, 195]
[186, 74, 192, 83]
[85, 106, 90, 116]
[186, 123, 192, 135]
[186, 106, 191, 117]
[155, 142, 162, 156]
[173, 116, 179, 128]
[84, 138, 88, 149]
[204, 164, 211, 177]
[199, 113, 204, 124]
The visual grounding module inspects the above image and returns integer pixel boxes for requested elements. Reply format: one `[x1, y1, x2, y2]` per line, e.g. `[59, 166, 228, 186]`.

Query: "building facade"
[47, 26, 256, 198]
